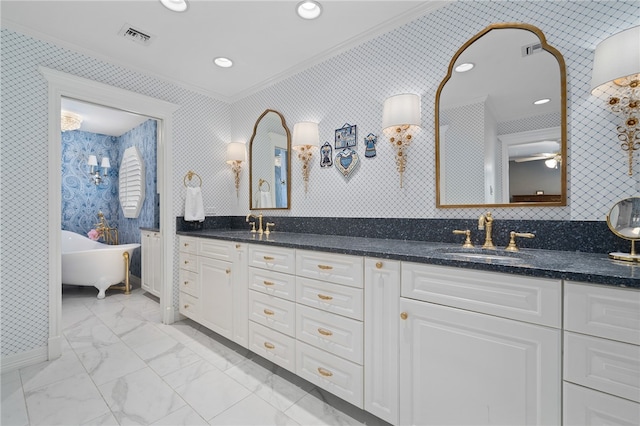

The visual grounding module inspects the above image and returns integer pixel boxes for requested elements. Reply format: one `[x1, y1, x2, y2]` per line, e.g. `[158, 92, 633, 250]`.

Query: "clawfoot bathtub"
[62, 230, 140, 299]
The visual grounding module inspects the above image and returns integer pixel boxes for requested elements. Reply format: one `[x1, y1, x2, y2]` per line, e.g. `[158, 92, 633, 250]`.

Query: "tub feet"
[95, 278, 110, 299]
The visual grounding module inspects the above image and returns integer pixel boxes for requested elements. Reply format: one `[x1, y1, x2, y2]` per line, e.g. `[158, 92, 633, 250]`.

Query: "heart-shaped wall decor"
[335, 148, 359, 177]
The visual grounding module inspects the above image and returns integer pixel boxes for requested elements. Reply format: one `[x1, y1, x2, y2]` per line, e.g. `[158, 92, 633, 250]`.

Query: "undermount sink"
[435, 248, 532, 266]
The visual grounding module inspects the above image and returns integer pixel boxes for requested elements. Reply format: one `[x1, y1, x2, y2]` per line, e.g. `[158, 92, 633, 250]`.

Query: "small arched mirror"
[249, 109, 291, 210]
[606, 197, 640, 262]
[436, 23, 567, 207]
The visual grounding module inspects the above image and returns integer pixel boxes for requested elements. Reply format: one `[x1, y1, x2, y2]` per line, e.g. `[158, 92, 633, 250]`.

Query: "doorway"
[41, 66, 179, 360]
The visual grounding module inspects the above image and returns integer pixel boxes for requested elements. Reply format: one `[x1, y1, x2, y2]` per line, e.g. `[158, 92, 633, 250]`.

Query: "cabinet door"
[232, 242, 249, 348]
[150, 232, 162, 296]
[563, 382, 640, 426]
[198, 256, 233, 339]
[364, 258, 400, 425]
[141, 232, 151, 292]
[399, 297, 560, 426]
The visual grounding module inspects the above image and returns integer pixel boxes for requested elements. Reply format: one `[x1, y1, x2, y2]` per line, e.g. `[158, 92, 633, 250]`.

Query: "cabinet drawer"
[179, 292, 199, 321]
[179, 236, 197, 254]
[249, 290, 296, 337]
[563, 382, 640, 426]
[296, 276, 363, 321]
[565, 281, 640, 345]
[248, 322, 296, 373]
[198, 238, 233, 261]
[401, 262, 561, 327]
[296, 341, 363, 408]
[179, 269, 199, 297]
[248, 267, 296, 301]
[296, 304, 363, 364]
[179, 252, 197, 272]
[564, 332, 640, 402]
[249, 245, 295, 273]
[296, 250, 363, 288]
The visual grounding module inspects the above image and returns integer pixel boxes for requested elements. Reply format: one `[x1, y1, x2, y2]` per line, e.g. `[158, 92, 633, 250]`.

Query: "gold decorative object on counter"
[505, 231, 535, 252]
[606, 197, 640, 262]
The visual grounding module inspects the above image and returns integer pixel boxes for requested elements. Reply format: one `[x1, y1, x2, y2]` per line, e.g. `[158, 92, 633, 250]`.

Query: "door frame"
[40, 66, 179, 359]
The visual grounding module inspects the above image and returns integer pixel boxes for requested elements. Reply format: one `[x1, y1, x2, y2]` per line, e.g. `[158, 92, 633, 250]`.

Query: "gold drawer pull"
[264, 342, 275, 350]
[317, 367, 333, 377]
[183, 304, 190, 309]
[263, 309, 275, 316]
[236, 244, 241, 249]
[184, 260, 189, 265]
[317, 327, 333, 337]
[376, 261, 383, 269]
[183, 242, 189, 247]
[263, 280, 275, 286]
[317, 264, 333, 270]
[317, 294, 333, 301]
[400, 312, 408, 320]
[263, 256, 275, 261]
[183, 281, 189, 286]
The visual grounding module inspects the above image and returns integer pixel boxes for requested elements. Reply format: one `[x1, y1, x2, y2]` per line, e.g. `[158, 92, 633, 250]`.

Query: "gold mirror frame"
[249, 109, 291, 210]
[606, 196, 640, 262]
[435, 23, 567, 208]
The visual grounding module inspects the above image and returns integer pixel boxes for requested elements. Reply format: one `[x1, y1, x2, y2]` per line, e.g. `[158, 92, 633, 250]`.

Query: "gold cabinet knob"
[183, 281, 189, 286]
[400, 312, 408, 320]
[226, 268, 231, 274]
[235, 244, 241, 249]
[184, 260, 189, 265]
[184, 304, 189, 309]
[376, 261, 383, 269]
[183, 242, 189, 247]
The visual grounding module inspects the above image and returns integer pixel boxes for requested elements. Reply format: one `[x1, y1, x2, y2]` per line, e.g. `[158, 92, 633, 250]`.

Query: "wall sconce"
[382, 93, 421, 187]
[292, 122, 320, 193]
[61, 111, 82, 132]
[226, 142, 246, 197]
[591, 26, 640, 176]
[88, 155, 110, 185]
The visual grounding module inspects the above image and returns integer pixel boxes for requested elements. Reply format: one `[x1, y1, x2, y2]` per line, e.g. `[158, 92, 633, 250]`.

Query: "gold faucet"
[95, 211, 118, 245]
[478, 211, 495, 249]
[245, 212, 263, 234]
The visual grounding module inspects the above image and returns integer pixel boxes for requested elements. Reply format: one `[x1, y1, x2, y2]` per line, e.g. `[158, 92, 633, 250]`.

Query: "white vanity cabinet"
[399, 263, 562, 426]
[178, 236, 248, 348]
[295, 250, 365, 408]
[247, 245, 297, 372]
[141, 230, 161, 297]
[563, 281, 640, 426]
[364, 258, 400, 425]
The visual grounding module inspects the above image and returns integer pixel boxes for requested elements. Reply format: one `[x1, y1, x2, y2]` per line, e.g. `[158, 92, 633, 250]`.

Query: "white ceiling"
[1, 0, 447, 102]
[61, 97, 152, 136]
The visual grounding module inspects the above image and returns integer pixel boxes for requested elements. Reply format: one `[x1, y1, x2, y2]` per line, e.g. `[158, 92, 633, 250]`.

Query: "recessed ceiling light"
[454, 62, 474, 73]
[534, 98, 551, 105]
[297, 1, 322, 20]
[160, 0, 188, 12]
[214, 57, 233, 68]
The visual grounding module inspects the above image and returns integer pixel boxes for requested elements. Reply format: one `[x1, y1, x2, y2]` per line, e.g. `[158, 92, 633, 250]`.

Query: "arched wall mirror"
[249, 109, 291, 210]
[436, 23, 567, 208]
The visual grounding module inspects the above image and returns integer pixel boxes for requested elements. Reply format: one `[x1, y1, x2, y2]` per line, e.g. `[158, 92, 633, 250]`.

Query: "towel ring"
[259, 179, 271, 192]
[184, 170, 202, 187]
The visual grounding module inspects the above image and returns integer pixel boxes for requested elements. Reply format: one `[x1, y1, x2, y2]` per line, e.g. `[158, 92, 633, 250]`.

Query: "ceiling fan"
[513, 152, 562, 168]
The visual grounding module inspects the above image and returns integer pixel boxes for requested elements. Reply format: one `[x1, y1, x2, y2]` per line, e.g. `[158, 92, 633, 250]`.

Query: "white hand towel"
[259, 191, 272, 208]
[185, 186, 205, 222]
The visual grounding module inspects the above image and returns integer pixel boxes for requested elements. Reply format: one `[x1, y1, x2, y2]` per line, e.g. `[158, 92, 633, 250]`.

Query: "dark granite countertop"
[140, 227, 161, 232]
[176, 229, 640, 289]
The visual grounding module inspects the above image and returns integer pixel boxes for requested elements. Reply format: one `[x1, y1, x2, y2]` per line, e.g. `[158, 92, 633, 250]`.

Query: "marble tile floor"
[1, 285, 389, 426]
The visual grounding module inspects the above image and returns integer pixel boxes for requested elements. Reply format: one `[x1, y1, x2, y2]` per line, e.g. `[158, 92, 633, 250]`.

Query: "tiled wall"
[2, 1, 639, 358]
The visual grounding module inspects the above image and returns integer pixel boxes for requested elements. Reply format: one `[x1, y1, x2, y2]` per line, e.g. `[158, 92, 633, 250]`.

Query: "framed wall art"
[335, 123, 357, 149]
[320, 142, 333, 167]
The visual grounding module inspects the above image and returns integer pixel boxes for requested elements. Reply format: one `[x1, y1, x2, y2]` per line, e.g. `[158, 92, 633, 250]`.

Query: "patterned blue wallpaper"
[60, 119, 157, 277]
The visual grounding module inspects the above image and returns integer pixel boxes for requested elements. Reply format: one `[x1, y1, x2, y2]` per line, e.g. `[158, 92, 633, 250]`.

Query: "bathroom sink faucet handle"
[452, 230, 474, 248]
[505, 231, 535, 252]
[264, 222, 275, 236]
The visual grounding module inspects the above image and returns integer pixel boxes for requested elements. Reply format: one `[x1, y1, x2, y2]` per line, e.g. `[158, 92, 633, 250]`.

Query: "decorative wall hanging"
[335, 123, 357, 149]
[364, 133, 377, 158]
[320, 142, 333, 167]
[335, 148, 360, 177]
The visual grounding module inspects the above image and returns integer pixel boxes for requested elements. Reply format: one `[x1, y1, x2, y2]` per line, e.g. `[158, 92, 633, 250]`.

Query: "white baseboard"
[1, 346, 48, 373]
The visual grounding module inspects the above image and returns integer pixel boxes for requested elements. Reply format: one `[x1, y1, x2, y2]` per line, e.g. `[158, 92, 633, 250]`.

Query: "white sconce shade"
[382, 93, 421, 129]
[591, 26, 640, 91]
[87, 155, 98, 167]
[226, 142, 246, 163]
[292, 122, 320, 147]
[100, 157, 111, 168]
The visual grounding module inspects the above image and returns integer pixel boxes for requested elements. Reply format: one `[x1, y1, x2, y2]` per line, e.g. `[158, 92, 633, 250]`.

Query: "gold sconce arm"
[226, 142, 246, 198]
[293, 145, 314, 193]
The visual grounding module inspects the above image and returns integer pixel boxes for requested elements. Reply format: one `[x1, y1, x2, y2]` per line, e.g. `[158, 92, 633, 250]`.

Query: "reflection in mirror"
[249, 109, 291, 210]
[436, 23, 566, 207]
[606, 197, 640, 262]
